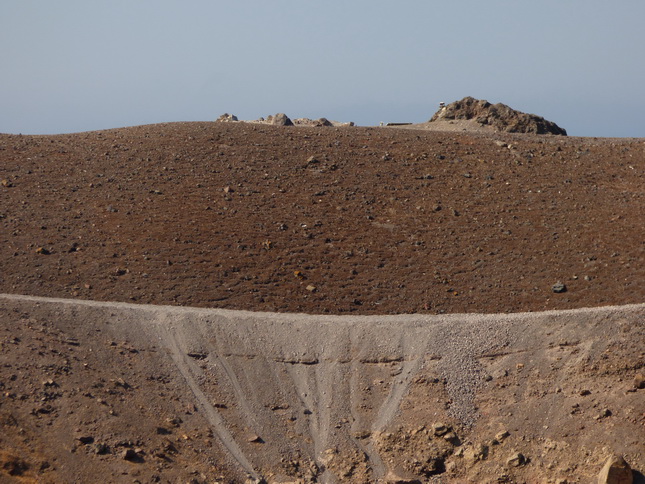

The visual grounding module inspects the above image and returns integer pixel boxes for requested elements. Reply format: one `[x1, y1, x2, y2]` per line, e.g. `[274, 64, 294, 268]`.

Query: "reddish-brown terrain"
[1, 122, 643, 314]
[1, 119, 644, 483]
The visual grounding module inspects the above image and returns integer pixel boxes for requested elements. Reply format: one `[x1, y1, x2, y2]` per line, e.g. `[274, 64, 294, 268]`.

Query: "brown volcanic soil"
[1, 122, 644, 315]
[1, 122, 645, 484]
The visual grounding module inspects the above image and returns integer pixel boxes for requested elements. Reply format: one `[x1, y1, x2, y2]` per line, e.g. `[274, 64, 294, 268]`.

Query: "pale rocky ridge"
[216, 112, 354, 127]
[216, 97, 566, 134]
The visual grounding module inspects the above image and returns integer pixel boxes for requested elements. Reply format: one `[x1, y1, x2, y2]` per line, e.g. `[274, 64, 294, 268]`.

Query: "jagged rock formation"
[430, 97, 567, 135]
[215, 113, 238, 122]
[293, 117, 334, 127]
[266, 113, 293, 126]
[217, 113, 354, 127]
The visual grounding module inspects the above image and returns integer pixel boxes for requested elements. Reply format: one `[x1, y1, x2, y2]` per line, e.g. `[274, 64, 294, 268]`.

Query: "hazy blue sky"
[2, 1, 644, 137]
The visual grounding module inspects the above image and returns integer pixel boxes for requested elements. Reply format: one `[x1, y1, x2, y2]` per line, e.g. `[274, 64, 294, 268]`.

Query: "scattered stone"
[112, 377, 130, 389]
[552, 282, 567, 293]
[35, 247, 50, 255]
[247, 434, 264, 444]
[633, 373, 645, 390]
[77, 436, 94, 445]
[507, 452, 527, 467]
[465, 443, 488, 462]
[595, 408, 612, 420]
[293, 117, 334, 127]
[187, 352, 208, 360]
[306, 285, 316, 292]
[431, 422, 450, 436]
[495, 430, 510, 442]
[597, 455, 633, 484]
[493, 369, 508, 379]
[383, 469, 422, 484]
[443, 431, 460, 445]
[166, 416, 182, 427]
[94, 443, 110, 455]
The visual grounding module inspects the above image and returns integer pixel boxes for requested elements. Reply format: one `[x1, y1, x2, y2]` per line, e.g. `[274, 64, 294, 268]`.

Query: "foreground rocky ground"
[0, 120, 644, 482]
[0, 294, 643, 483]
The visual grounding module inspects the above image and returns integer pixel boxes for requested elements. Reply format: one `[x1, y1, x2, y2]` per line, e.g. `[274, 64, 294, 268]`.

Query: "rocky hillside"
[429, 97, 567, 135]
[1, 122, 642, 315]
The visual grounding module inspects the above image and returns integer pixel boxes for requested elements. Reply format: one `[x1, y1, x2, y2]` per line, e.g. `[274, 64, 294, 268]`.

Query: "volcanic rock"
[293, 117, 333, 127]
[552, 282, 567, 293]
[267, 113, 293, 126]
[507, 452, 527, 467]
[430, 96, 567, 135]
[216, 113, 238, 122]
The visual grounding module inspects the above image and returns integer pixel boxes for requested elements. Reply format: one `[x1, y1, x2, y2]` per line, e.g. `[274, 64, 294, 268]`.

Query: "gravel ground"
[1, 293, 643, 482]
[1, 122, 643, 315]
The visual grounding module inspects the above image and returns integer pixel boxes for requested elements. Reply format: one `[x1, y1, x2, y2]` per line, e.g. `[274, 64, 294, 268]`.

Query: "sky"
[1, 1, 644, 137]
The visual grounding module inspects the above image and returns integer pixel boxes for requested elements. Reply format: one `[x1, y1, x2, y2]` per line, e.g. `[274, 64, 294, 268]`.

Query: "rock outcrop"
[293, 117, 334, 127]
[266, 113, 294, 126]
[597, 455, 633, 484]
[215, 113, 238, 122]
[217, 113, 353, 127]
[430, 97, 567, 135]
